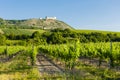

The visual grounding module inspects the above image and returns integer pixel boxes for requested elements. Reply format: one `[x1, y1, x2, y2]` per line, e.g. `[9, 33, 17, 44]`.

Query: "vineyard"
[38, 41, 120, 79]
[0, 41, 120, 79]
[39, 42, 120, 68]
[0, 46, 40, 80]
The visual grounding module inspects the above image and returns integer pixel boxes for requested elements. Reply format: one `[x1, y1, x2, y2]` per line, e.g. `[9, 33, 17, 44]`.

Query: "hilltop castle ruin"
[45, 16, 56, 20]
[40, 16, 56, 20]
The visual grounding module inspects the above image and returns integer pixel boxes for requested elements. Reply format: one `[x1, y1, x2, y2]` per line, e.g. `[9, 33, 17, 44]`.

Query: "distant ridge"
[0, 17, 73, 30]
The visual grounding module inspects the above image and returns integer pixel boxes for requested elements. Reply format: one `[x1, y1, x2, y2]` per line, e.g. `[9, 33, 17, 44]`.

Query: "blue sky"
[0, 0, 120, 32]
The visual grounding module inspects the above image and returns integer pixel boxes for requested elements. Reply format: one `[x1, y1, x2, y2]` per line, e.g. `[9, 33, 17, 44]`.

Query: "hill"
[0, 18, 73, 30]
[21, 19, 73, 29]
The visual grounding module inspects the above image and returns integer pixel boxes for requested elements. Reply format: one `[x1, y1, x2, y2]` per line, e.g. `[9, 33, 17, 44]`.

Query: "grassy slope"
[1, 28, 120, 36]
[73, 29, 120, 36]
[23, 29, 45, 33]
[1, 28, 45, 35]
[73, 29, 120, 33]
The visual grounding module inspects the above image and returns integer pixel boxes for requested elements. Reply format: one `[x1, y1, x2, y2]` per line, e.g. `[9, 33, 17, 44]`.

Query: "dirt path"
[36, 54, 64, 77]
[79, 57, 120, 71]
[0, 50, 23, 63]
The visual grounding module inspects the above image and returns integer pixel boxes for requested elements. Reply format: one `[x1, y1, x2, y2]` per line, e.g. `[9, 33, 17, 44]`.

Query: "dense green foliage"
[39, 40, 80, 69]
[0, 46, 25, 55]
[0, 34, 6, 45]
[29, 46, 38, 65]
[0, 28, 120, 46]
[39, 42, 120, 68]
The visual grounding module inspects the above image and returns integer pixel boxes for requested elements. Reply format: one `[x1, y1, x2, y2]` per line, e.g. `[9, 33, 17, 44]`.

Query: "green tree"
[31, 31, 40, 38]
[48, 32, 64, 44]
[0, 34, 6, 45]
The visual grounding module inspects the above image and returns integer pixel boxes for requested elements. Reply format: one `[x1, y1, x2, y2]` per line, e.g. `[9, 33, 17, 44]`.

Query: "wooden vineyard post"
[4, 45, 8, 56]
[31, 44, 34, 66]
[109, 41, 112, 69]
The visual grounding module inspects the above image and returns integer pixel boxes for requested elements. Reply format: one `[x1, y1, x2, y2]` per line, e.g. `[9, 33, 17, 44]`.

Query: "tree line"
[0, 28, 120, 45]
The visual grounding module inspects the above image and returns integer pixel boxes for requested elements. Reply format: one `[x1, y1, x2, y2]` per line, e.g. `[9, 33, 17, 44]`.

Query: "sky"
[0, 0, 120, 32]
